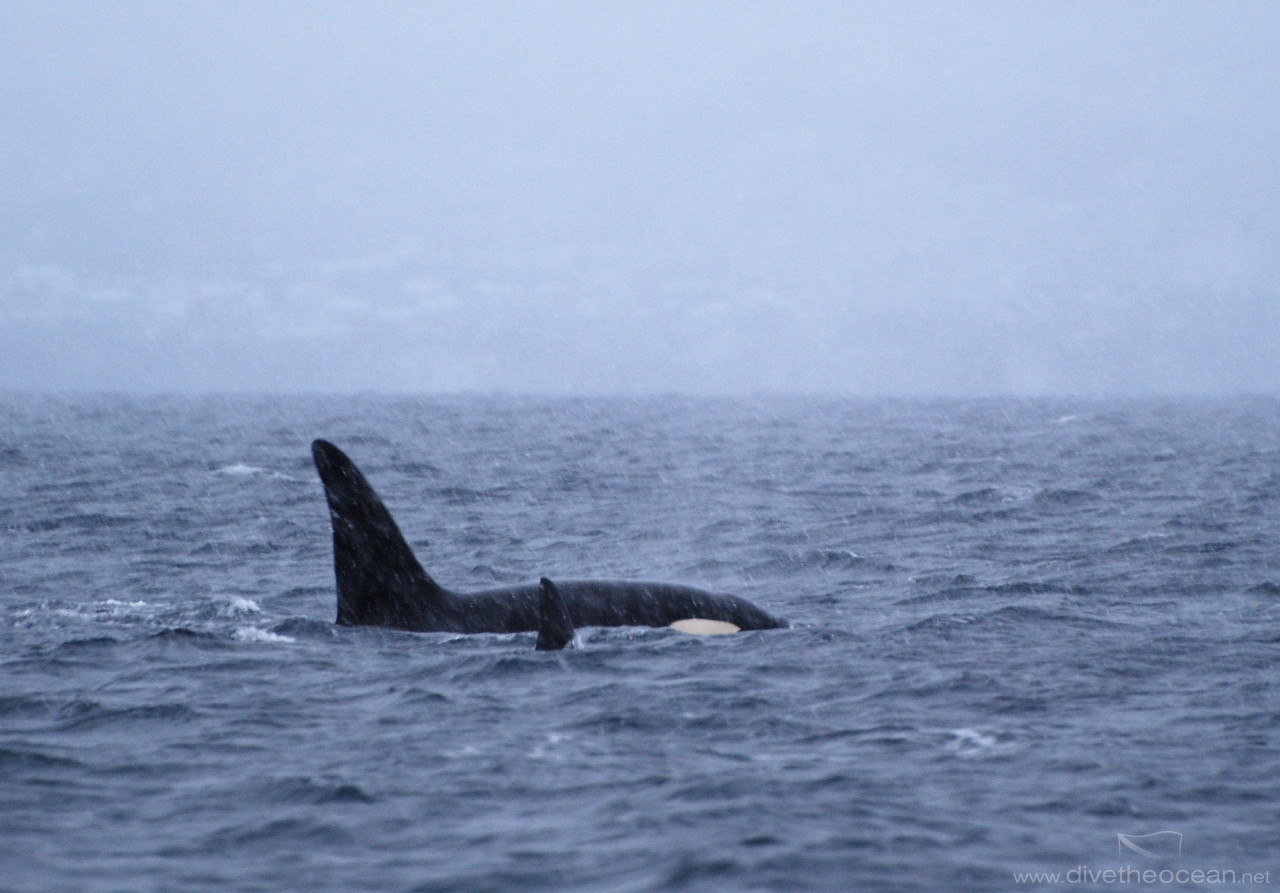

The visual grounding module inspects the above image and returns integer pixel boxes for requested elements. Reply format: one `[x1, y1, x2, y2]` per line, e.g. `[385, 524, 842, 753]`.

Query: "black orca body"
[311, 439, 786, 646]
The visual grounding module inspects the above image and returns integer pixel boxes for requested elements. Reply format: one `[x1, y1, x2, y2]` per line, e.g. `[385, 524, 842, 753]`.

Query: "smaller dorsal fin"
[536, 578, 576, 651]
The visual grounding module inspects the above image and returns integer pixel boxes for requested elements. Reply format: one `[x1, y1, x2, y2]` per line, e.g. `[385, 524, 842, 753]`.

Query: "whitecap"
[214, 464, 295, 481]
[215, 463, 267, 476]
[528, 732, 571, 760]
[234, 626, 295, 644]
[52, 600, 157, 622]
[949, 728, 997, 750]
[223, 597, 261, 616]
[943, 727, 1015, 757]
[100, 599, 150, 610]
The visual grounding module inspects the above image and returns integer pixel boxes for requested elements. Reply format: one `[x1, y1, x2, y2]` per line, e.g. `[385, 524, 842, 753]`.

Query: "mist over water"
[2, 2, 1278, 395]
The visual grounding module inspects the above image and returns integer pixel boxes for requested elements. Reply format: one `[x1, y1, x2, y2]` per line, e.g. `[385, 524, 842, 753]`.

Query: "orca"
[311, 439, 787, 648]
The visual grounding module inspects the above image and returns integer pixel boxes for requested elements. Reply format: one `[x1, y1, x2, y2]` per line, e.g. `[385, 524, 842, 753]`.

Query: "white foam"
[949, 728, 997, 749]
[223, 597, 261, 615]
[54, 600, 156, 621]
[528, 732, 571, 759]
[944, 727, 1014, 757]
[214, 464, 295, 481]
[216, 463, 267, 476]
[234, 626, 295, 644]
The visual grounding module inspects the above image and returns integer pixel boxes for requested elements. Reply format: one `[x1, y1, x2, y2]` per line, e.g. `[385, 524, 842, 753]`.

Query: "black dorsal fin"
[312, 440, 443, 629]
[536, 577, 575, 651]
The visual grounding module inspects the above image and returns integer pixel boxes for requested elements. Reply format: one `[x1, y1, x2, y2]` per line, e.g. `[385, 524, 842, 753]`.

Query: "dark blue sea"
[2, 395, 1277, 891]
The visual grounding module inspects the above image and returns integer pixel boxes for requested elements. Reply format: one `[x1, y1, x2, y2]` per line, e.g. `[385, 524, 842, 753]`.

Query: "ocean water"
[1, 394, 1277, 892]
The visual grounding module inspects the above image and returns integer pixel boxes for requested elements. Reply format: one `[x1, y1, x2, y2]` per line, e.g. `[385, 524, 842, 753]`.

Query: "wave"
[261, 776, 377, 805]
[233, 626, 296, 644]
[1033, 488, 1099, 505]
[270, 617, 340, 638]
[55, 700, 198, 732]
[906, 605, 1122, 635]
[897, 578, 1085, 605]
[0, 746, 82, 772]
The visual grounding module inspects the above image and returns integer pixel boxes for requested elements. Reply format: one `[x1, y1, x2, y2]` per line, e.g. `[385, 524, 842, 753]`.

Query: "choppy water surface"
[2, 395, 1278, 891]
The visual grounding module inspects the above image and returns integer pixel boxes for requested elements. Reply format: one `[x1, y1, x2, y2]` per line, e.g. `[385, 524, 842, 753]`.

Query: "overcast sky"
[2, 1, 1277, 395]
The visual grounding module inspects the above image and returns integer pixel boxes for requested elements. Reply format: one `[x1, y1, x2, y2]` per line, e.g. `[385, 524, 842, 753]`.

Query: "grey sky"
[2, 1, 1277, 395]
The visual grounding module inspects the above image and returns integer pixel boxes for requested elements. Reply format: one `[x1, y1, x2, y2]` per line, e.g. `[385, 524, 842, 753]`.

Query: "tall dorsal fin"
[311, 440, 443, 628]
[536, 578, 576, 651]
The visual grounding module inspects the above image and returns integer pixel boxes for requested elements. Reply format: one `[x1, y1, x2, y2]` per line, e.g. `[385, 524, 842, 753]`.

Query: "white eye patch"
[669, 619, 741, 636]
